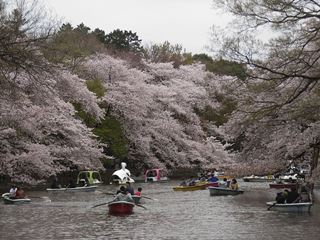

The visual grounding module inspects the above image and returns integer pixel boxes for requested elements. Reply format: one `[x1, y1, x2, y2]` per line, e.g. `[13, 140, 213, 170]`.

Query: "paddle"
[28, 196, 49, 199]
[136, 204, 147, 209]
[27, 196, 51, 202]
[103, 191, 116, 196]
[92, 200, 114, 208]
[141, 195, 158, 201]
[267, 202, 277, 210]
[64, 184, 70, 191]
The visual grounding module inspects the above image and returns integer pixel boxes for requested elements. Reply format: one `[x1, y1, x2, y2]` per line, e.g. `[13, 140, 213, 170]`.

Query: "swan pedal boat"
[1, 193, 31, 204]
[209, 187, 244, 196]
[108, 201, 135, 214]
[266, 201, 312, 212]
[46, 185, 98, 192]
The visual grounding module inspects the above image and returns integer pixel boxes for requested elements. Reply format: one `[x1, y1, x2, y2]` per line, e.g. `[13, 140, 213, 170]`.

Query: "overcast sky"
[43, 0, 232, 54]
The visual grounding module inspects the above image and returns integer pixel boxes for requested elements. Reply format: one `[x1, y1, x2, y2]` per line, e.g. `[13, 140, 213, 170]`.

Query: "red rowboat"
[269, 183, 298, 189]
[108, 201, 135, 214]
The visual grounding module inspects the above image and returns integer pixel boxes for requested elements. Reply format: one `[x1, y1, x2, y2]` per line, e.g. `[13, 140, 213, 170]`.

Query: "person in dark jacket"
[126, 182, 134, 195]
[286, 187, 301, 203]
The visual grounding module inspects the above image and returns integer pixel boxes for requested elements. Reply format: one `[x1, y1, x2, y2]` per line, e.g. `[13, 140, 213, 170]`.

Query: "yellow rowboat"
[173, 182, 207, 191]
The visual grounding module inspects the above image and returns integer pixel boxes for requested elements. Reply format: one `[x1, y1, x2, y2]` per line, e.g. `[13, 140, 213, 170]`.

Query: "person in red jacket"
[135, 187, 142, 196]
[15, 187, 26, 199]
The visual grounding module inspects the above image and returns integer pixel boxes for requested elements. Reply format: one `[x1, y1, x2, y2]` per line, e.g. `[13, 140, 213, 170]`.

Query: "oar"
[142, 195, 158, 201]
[28, 196, 49, 199]
[92, 200, 114, 208]
[136, 204, 147, 209]
[103, 192, 115, 196]
[27, 196, 51, 202]
[267, 202, 277, 210]
[64, 184, 70, 191]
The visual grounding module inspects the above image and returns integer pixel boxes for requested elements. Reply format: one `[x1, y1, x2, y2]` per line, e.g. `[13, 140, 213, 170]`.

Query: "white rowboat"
[1, 193, 31, 204]
[266, 201, 312, 212]
[46, 185, 98, 192]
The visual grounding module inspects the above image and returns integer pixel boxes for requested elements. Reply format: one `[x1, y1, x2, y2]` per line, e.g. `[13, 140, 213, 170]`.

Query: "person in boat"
[188, 179, 196, 186]
[180, 180, 187, 186]
[9, 185, 17, 199]
[134, 187, 142, 196]
[15, 187, 26, 199]
[198, 174, 207, 182]
[126, 181, 134, 195]
[288, 177, 296, 183]
[208, 174, 219, 183]
[68, 178, 77, 188]
[229, 178, 239, 190]
[114, 186, 134, 202]
[286, 187, 301, 203]
[147, 170, 156, 177]
[275, 192, 287, 204]
[51, 176, 61, 189]
[218, 178, 229, 188]
[274, 174, 282, 184]
[79, 175, 90, 187]
[79, 179, 87, 187]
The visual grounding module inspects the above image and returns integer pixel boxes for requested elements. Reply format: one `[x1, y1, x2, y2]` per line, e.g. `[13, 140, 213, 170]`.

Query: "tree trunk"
[311, 145, 320, 176]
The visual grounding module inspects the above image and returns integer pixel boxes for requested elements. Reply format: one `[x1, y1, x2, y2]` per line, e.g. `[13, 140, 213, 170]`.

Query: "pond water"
[1, 180, 320, 240]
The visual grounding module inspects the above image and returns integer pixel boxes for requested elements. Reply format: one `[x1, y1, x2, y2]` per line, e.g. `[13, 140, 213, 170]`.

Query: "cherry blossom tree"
[83, 54, 234, 173]
[211, 0, 320, 179]
[0, 69, 105, 184]
[0, 1, 105, 184]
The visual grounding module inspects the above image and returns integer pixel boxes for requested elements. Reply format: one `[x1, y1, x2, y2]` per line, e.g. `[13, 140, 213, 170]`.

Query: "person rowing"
[114, 186, 134, 202]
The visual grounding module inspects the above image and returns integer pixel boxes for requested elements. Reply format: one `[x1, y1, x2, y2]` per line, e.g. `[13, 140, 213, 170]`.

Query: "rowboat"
[243, 175, 274, 182]
[1, 193, 31, 204]
[46, 185, 98, 192]
[108, 201, 135, 214]
[266, 201, 312, 212]
[208, 187, 244, 196]
[132, 195, 141, 204]
[269, 183, 298, 189]
[173, 182, 207, 191]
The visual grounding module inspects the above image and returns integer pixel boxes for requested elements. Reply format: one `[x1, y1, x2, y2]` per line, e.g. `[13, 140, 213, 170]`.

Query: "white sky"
[43, 0, 232, 54]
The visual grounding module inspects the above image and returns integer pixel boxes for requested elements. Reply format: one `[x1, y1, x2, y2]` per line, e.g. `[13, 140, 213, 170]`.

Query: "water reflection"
[0, 181, 319, 240]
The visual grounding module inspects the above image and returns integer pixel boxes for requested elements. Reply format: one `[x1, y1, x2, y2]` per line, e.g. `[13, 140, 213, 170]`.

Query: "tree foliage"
[83, 54, 234, 171]
[104, 29, 143, 53]
[43, 23, 103, 72]
[213, 0, 320, 178]
[143, 41, 187, 67]
[192, 54, 246, 79]
[0, 1, 104, 184]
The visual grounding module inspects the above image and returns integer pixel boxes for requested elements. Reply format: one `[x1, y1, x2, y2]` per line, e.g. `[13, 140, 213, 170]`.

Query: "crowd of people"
[179, 173, 240, 191]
